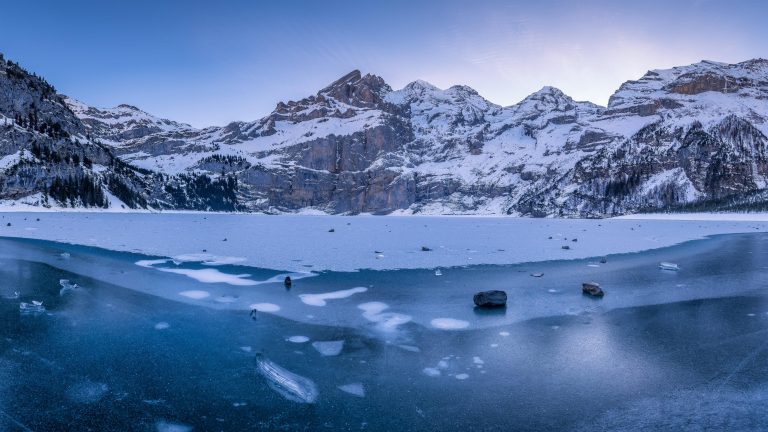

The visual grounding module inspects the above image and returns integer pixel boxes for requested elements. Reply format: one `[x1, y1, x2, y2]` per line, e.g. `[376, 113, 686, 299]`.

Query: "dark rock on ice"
[582, 282, 604, 298]
[473, 290, 507, 307]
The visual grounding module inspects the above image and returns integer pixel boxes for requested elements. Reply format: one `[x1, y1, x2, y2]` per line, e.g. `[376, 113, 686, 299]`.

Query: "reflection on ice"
[255, 354, 319, 404]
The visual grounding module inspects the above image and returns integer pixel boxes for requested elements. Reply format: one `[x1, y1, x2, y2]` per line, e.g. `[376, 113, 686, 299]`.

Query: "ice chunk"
[299, 287, 367, 306]
[178, 290, 210, 300]
[396, 344, 421, 352]
[437, 360, 449, 369]
[255, 354, 319, 404]
[337, 382, 365, 397]
[19, 301, 45, 314]
[455, 373, 469, 380]
[59, 279, 79, 296]
[499, 331, 510, 336]
[423, 367, 441, 377]
[154, 322, 170, 330]
[60, 252, 71, 259]
[287, 336, 310, 343]
[430, 318, 470, 330]
[434, 269, 443, 276]
[240, 346, 252, 352]
[155, 420, 193, 432]
[659, 262, 680, 271]
[312, 340, 344, 356]
[473, 356, 484, 365]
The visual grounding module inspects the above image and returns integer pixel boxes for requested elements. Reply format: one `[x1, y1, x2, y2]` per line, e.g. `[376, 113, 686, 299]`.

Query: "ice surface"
[337, 383, 365, 397]
[431, 318, 470, 330]
[65, 380, 109, 404]
[312, 340, 344, 356]
[299, 287, 368, 306]
[1, 213, 766, 272]
[255, 354, 319, 404]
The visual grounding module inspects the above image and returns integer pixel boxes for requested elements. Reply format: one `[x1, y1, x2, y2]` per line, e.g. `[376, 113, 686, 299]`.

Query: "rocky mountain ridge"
[2, 53, 768, 216]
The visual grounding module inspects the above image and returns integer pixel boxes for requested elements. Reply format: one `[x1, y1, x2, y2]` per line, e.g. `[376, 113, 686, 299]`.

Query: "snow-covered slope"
[65, 97, 195, 145]
[4, 53, 768, 216]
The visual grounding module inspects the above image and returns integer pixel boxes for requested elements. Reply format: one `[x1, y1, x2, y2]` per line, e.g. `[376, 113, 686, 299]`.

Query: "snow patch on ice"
[299, 287, 368, 306]
[154, 322, 170, 330]
[287, 336, 310, 343]
[358, 301, 413, 331]
[160, 268, 256, 286]
[337, 382, 365, 397]
[312, 340, 344, 356]
[431, 318, 470, 330]
[250, 303, 281, 313]
[178, 290, 210, 300]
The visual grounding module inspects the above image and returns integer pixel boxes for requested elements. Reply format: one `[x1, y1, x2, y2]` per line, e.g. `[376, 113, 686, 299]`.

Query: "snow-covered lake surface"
[0, 212, 767, 272]
[2, 214, 768, 431]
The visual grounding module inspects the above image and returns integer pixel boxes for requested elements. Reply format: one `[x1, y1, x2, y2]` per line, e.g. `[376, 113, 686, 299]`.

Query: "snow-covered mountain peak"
[65, 97, 194, 143]
[316, 70, 391, 109]
[515, 86, 576, 111]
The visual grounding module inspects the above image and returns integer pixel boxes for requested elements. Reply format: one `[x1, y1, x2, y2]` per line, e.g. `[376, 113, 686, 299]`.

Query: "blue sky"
[1, 0, 766, 127]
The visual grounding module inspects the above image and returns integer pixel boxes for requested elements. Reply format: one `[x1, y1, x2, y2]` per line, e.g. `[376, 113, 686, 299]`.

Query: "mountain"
[0, 54, 240, 211]
[2, 53, 768, 216]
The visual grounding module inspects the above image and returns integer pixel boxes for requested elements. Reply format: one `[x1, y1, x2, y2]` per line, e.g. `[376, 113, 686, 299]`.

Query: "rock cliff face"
[2, 53, 768, 216]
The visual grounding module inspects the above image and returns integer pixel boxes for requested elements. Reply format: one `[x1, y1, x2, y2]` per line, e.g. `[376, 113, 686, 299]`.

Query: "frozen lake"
[1, 231, 768, 431]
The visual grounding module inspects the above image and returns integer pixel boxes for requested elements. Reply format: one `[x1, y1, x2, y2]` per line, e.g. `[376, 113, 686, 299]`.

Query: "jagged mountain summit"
[1, 53, 768, 216]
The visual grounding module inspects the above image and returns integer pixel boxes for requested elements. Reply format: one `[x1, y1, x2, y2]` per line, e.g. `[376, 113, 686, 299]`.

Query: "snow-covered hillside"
[3, 52, 768, 216]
